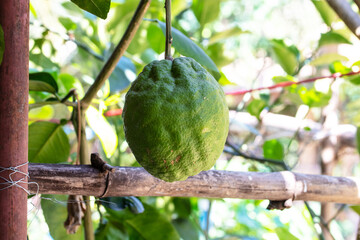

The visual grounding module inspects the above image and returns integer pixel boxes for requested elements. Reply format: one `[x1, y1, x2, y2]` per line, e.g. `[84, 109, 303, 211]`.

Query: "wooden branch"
[326, 0, 360, 39]
[28, 163, 360, 204]
[81, 0, 151, 108]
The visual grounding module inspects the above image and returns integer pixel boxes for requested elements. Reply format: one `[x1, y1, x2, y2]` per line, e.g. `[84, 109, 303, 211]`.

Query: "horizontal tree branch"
[28, 163, 360, 204]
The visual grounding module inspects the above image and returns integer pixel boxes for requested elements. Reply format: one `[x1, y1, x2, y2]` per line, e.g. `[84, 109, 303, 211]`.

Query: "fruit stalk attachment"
[164, 0, 173, 60]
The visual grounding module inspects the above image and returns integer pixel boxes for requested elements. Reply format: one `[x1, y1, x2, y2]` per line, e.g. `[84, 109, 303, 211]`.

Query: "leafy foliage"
[70, 0, 110, 19]
[156, 20, 221, 80]
[28, 122, 70, 163]
[29, 72, 59, 94]
[26, 0, 360, 239]
[41, 195, 84, 240]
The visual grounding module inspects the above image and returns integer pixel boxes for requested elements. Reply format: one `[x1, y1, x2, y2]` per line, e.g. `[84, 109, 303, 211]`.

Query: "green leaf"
[208, 27, 249, 45]
[351, 205, 360, 215]
[29, 105, 54, 123]
[156, 20, 221, 80]
[298, 87, 331, 108]
[311, 0, 338, 26]
[269, 39, 300, 75]
[347, 75, 360, 85]
[263, 139, 284, 161]
[218, 72, 236, 86]
[29, 52, 60, 69]
[318, 31, 351, 47]
[192, 0, 221, 26]
[0, 25, 4, 65]
[125, 204, 181, 240]
[86, 106, 118, 158]
[41, 195, 84, 240]
[70, 0, 110, 19]
[147, 24, 165, 54]
[29, 3, 37, 18]
[58, 17, 77, 31]
[275, 227, 299, 240]
[329, 61, 351, 74]
[57, 73, 84, 98]
[29, 72, 59, 94]
[28, 122, 70, 163]
[356, 127, 360, 155]
[109, 56, 136, 93]
[172, 218, 199, 240]
[101, 197, 144, 215]
[247, 99, 267, 120]
[330, 61, 360, 85]
[95, 220, 128, 240]
[173, 198, 192, 219]
[206, 43, 234, 68]
[272, 75, 296, 84]
[310, 53, 348, 66]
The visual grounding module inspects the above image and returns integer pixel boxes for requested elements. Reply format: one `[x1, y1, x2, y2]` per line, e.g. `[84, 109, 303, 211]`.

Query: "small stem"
[225, 141, 288, 169]
[205, 200, 212, 240]
[81, 0, 151, 108]
[74, 92, 81, 165]
[83, 196, 94, 240]
[164, 0, 173, 60]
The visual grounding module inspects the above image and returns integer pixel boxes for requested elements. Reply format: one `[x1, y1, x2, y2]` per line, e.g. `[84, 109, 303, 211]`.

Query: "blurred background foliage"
[26, 0, 360, 239]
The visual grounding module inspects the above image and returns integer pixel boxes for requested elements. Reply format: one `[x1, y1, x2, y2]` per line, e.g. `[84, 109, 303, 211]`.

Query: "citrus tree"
[18, 0, 360, 239]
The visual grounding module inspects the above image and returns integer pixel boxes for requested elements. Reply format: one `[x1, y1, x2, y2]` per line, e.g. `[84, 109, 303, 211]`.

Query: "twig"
[326, 0, 360, 39]
[325, 204, 346, 226]
[30, 22, 104, 61]
[74, 91, 81, 165]
[225, 70, 360, 96]
[354, 0, 360, 12]
[70, 39, 104, 61]
[81, 0, 151, 108]
[304, 202, 327, 240]
[164, 0, 173, 60]
[225, 141, 288, 168]
[61, 89, 76, 103]
[205, 200, 212, 240]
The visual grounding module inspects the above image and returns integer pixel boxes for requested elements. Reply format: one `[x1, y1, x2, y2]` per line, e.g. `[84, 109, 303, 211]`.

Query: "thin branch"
[205, 200, 212, 240]
[304, 202, 327, 240]
[354, 0, 360, 12]
[325, 204, 346, 225]
[326, 0, 360, 39]
[78, 113, 93, 240]
[70, 39, 104, 61]
[81, 0, 151, 108]
[30, 22, 104, 61]
[225, 141, 288, 168]
[74, 92, 81, 165]
[164, 0, 173, 60]
[225, 70, 360, 96]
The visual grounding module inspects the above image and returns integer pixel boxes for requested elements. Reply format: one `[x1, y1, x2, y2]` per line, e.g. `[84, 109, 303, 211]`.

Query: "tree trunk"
[0, 1, 29, 239]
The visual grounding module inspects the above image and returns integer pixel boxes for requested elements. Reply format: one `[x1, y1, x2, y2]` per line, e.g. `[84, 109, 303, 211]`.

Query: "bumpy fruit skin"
[122, 57, 229, 182]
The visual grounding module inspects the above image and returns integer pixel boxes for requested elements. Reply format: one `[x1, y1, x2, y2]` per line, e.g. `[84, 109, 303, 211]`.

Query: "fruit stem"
[164, 0, 173, 60]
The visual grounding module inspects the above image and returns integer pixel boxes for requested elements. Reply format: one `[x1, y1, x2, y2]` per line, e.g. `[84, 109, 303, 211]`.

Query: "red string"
[101, 71, 360, 117]
[224, 70, 360, 96]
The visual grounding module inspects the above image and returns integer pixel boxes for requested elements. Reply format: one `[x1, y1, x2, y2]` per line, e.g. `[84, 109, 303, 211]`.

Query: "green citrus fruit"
[122, 57, 229, 182]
